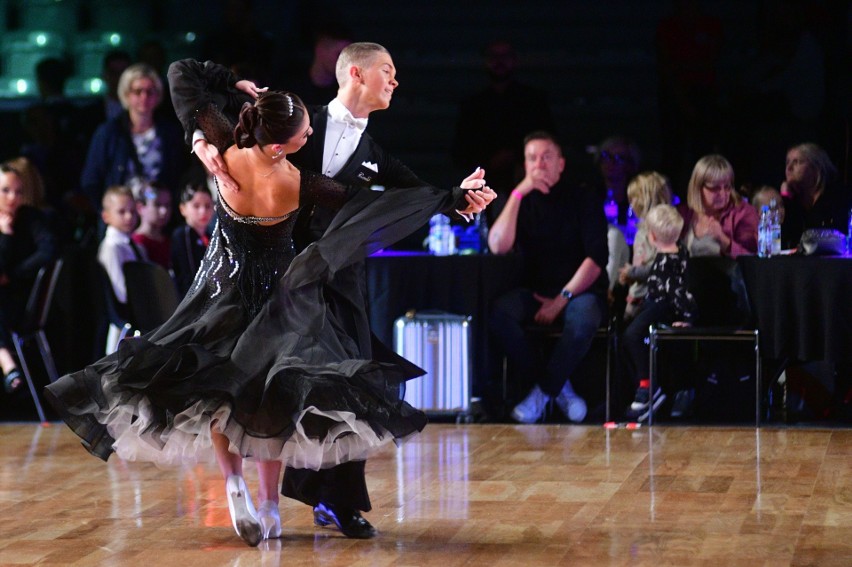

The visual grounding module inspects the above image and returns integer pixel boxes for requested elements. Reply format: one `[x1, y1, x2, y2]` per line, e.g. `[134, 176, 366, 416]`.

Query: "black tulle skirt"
[45, 183, 463, 469]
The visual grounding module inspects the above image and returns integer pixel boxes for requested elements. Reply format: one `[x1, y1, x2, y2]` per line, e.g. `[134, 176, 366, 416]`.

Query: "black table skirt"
[738, 255, 852, 365]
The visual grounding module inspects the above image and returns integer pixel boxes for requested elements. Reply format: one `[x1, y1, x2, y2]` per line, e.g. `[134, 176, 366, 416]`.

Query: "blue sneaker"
[555, 381, 587, 423]
[511, 385, 550, 423]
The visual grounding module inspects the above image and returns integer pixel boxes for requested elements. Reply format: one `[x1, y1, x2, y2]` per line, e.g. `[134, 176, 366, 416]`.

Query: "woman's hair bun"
[235, 102, 260, 148]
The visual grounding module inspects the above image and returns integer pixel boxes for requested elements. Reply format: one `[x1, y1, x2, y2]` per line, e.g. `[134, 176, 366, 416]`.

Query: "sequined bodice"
[188, 197, 297, 316]
[188, 174, 347, 316]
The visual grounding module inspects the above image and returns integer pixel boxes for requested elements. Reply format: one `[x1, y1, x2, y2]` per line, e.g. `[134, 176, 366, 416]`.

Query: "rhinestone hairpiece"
[285, 94, 293, 116]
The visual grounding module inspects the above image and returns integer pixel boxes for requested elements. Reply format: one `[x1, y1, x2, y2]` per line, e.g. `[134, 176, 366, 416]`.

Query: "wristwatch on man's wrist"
[560, 289, 573, 301]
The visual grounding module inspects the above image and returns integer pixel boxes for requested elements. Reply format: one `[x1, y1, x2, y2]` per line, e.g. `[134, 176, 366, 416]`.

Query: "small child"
[99, 185, 146, 304]
[622, 204, 696, 422]
[750, 185, 785, 224]
[132, 182, 173, 269]
[618, 171, 672, 321]
[98, 185, 145, 352]
[170, 182, 214, 296]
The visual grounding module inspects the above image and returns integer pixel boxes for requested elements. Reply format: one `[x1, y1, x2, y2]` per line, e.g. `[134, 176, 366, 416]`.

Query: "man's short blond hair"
[335, 42, 390, 87]
[645, 204, 683, 247]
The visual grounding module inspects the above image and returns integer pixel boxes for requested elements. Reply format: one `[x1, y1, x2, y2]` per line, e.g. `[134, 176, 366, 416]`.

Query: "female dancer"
[45, 61, 492, 546]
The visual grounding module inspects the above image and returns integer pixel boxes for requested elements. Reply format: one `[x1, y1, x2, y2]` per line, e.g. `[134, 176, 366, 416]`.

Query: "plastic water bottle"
[428, 214, 445, 255]
[444, 223, 457, 255]
[769, 199, 781, 255]
[428, 214, 455, 256]
[604, 189, 618, 225]
[758, 205, 770, 258]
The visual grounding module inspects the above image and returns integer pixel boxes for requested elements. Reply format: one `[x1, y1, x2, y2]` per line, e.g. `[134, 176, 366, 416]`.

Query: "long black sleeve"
[167, 59, 250, 147]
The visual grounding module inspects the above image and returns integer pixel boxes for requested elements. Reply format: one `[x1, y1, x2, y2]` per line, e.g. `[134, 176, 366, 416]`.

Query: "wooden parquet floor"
[1, 422, 851, 566]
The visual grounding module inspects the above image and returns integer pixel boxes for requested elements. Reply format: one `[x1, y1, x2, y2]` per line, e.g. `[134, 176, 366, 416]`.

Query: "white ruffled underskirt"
[97, 391, 399, 470]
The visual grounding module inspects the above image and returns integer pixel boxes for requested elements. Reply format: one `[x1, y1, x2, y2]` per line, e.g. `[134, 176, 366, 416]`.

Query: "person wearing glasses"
[679, 154, 758, 258]
[80, 63, 186, 213]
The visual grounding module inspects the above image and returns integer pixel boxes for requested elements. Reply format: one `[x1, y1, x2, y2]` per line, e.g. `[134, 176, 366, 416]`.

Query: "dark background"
[1, 0, 849, 195]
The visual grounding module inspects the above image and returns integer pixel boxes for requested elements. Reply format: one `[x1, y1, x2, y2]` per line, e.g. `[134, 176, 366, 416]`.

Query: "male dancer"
[190, 43, 494, 538]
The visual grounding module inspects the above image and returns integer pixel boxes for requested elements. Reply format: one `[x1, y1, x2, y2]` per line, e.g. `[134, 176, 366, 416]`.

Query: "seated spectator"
[488, 131, 608, 424]
[618, 171, 673, 321]
[780, 142, 849, 249]
[80, 63, 186, 213]
[679, 154, 758, 257]
[0, 163, 58, 393]
[99, 186, 145, 306]
[171, 182, 214, 297]
[751, 185, 783, 212]
[3, 157, 46, 209]
[751, 184, 786, 232]
[622, 204, 696, 422]
[132, 182, 172, 269]
[594, 135, 641, 227]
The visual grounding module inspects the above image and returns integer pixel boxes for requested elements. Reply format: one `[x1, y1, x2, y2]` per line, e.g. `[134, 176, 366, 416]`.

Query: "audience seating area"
[0, 1, 848, 425]
[0, 0, 201, 98]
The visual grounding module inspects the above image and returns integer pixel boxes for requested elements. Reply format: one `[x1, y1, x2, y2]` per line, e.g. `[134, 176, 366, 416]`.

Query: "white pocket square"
[361, 161, 378, 172]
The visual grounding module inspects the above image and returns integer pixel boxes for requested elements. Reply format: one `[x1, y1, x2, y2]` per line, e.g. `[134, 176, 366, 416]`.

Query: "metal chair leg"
[648, 328, 657, 426]
[754, 330, 761, 427]
[605, 331, 612, 423]
[35, 330, 60, 383]
[12, 336, 47, 423]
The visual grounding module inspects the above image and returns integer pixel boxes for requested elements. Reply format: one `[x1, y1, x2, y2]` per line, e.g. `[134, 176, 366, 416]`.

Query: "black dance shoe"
[3, 369, 22, 394]
[313, 502, 377, 539]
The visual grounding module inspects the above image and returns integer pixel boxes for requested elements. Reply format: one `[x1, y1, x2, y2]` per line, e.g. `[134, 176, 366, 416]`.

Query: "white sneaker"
[226, 475, 262, 546]
[555, 382, 587, 423]
[511, 385, 550, 423]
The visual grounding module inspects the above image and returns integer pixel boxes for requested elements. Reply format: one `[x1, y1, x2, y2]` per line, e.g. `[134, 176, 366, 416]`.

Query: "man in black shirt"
[488, 131, 608, 423]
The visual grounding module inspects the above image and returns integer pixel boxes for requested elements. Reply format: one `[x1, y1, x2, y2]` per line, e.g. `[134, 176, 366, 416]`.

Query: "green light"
[185, 32, 196, 43]
[109, 34, 121, 46]
[15, 79, 29, 94]
[89, 78, 104, 94]
[35, 34, 47, 46]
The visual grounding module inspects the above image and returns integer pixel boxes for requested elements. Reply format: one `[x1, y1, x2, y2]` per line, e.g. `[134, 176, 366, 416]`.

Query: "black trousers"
[281, 460, 371, 512]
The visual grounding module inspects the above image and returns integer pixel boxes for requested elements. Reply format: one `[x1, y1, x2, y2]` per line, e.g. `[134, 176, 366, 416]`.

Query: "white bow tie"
[334, 112, 368, 130]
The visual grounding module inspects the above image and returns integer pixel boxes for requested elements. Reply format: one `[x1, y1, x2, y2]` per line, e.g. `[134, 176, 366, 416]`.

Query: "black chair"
[502, 316, 616, 421]
[122, 261, 180, 334]
[10, 258, 63, 423]
[647, 256, 760, 426]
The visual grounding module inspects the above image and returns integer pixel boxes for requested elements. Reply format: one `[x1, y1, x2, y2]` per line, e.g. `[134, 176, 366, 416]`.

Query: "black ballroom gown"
[44, 164, 465, 469]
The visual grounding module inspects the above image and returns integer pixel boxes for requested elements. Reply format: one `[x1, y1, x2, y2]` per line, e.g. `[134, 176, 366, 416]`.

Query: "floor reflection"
[396, 426, 471, 521]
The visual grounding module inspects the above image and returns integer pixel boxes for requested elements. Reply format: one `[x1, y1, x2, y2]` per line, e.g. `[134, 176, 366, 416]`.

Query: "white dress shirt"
[98, 226, 148, 304]
[322, 98, 368, 177]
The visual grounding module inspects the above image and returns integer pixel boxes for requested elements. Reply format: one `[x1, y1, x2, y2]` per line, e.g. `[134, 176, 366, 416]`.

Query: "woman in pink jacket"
[679, 154, 758, 257]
